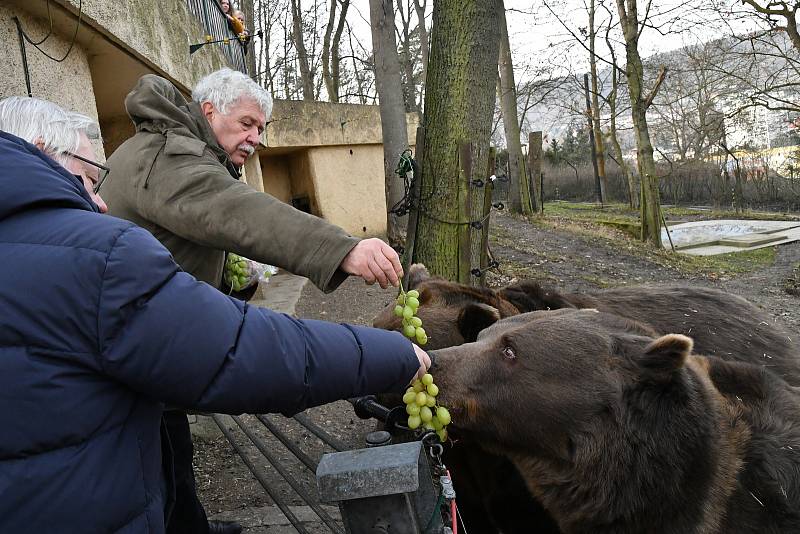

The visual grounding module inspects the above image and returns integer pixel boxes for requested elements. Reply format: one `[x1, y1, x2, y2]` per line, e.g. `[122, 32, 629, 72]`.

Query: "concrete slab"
[661, 219, 800, 255]
[249, 270, 309, 316]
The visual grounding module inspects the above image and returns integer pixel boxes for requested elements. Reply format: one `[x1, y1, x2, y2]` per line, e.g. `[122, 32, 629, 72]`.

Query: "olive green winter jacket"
[103, 74, 359, 290]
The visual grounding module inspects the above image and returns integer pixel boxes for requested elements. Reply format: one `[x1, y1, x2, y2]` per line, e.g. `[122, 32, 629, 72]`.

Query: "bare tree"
[498, 1, 533, 214]
[322, 0, 350, 102]
[370, 0, 410, 246]
[615, 0, 667, 245]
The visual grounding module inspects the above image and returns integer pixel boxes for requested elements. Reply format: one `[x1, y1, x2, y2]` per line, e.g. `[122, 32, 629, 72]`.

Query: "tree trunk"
[241, 0, 257, 78]
[413, 0, 502, 283]
[615, 0, 662, 247]
[413, 0, 429, 107]
[498, 2, 532, 215]
[588, 0, 608, 201]
[322, 0, 350, 102]
[370, 0, 410, 247]
[291, 0, 315, 100]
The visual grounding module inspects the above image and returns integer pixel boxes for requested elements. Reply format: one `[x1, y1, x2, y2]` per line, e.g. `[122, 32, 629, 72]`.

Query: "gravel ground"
[195, 210, 800, 532]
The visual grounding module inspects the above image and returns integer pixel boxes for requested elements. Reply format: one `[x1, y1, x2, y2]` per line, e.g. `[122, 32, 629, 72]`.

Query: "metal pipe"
[212, 415, 313, 534]
[230, 415, 345, 534]
[255, 414, 319, 472]
[293, 412, 349, 452]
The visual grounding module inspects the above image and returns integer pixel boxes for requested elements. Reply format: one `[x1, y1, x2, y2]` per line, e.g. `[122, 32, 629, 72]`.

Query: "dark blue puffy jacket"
[0, 131, 418, 533]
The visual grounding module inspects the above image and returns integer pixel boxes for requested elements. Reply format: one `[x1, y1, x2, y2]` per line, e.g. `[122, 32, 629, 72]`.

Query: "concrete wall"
[307, 145, 387, 236]
[261, 155, 293, 204]
[265, 100, 419, 149]
[2, 0, 235, 159]
[0, 6, 103, 154]
[58, 0, 228, 91]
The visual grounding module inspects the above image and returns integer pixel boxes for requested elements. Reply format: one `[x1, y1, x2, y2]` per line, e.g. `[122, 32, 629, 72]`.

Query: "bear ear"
[638, 334, 693, 381]
[406, 263, 431, 289]
[500, 281, 577, 313]
[457, 303, 502, 342]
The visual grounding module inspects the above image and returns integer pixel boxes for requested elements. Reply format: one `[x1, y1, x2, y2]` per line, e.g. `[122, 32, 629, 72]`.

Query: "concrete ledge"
[249, 271, 309, 316]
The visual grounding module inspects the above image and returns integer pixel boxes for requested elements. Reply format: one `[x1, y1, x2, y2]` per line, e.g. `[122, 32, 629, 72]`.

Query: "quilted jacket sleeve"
[96, 225, 418, 414]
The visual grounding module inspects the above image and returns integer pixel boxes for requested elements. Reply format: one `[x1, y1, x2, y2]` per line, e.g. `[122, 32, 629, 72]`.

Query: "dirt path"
[195, 211, 799, 531]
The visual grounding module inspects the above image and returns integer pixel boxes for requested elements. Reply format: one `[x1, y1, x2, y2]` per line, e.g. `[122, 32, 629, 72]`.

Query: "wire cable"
[20, 0, 83, 63]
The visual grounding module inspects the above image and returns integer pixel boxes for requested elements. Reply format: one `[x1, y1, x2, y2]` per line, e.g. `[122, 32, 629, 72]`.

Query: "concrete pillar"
[242, 152, 265, 193]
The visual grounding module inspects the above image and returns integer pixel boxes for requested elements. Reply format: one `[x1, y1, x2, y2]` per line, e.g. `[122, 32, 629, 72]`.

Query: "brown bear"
[430, 309, 800, 534]
[372, 265, 800, 532]
[374, 265, 800, 386]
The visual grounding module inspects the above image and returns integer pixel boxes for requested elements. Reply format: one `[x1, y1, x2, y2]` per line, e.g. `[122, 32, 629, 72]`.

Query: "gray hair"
[0, 96, 100, 168]
[192, 68, 272, 119]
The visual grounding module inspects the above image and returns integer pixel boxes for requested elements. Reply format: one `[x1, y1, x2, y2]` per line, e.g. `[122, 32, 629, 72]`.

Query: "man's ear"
[33, 137, 46, 152]
[638, 334, 693, 382]
[201, 101, 216, 121]
[457, 303, 501, 343]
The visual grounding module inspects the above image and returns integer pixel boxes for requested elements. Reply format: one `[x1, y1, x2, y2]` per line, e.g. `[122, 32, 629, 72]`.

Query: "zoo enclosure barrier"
[210, 396, 457, 533]
[185, 0, 248, 74]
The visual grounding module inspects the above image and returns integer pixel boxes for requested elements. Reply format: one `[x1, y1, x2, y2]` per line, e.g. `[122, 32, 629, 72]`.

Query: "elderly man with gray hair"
[102, 69, 408, 534]
[0, 96, 428, 534]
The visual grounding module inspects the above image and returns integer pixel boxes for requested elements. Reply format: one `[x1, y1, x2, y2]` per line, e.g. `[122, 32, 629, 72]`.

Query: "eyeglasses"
[64, 151, 110, 194]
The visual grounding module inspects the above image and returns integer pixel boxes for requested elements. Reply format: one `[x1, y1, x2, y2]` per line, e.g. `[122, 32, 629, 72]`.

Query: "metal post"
[13, 17, 33, 97]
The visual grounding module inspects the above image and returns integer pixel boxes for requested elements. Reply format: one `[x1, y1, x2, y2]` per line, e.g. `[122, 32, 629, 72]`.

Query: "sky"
[346, 0, 759, 77]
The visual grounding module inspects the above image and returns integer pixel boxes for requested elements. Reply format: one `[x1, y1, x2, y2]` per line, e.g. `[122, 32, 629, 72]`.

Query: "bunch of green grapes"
[224, 253, 251, 291]
[394, 288, 427, 345]
[402, 373, 451, 442]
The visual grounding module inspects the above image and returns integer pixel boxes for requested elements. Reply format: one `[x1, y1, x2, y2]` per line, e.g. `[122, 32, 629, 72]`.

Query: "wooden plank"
[458, 141, 474, 285]
[479, 147, 496, 286]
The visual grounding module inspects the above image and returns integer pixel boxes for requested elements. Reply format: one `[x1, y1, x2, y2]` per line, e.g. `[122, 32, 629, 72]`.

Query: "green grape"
[394, 305, 404, 317]
[436, 407, 451, 426]
[402, 391, 417, 405]
[421, 373, 434, 386]
[415, 327, 427, 345]
[403, 325, 416, 339]
[396, 293, 405, 305]
[406, 403, 420, 415]
[436, 429, 447, 442]
[426, 383, 439, 397]
[423, 421, 435, 431]
[410, 317, 423, 328]
[430, 416, 443, 431]
[407, 415, 421, 429]
[415, 392, 427, 407]
[425, 394, 436, 408]
[419, 406, 432, 423]
[406, 296, 420, 309]
[402, 306, 414, 319]
[412, 380, 424, 393]
[407, 289, 419, 299]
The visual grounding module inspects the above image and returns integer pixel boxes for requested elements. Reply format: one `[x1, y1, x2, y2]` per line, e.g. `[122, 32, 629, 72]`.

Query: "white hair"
[0, 96, 100, 168]
[192, 68, 272, 118]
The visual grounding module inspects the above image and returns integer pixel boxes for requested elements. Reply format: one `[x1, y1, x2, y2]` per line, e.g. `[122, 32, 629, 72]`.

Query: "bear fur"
[430, 310, 800, 534]
[371, 265, 800, 532]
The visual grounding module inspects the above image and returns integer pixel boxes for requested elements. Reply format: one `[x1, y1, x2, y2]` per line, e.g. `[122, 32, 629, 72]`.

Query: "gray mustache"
[238, 144, 255, 155]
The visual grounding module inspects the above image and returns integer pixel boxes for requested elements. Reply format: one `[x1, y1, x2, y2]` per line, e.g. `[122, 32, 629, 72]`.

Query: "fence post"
[479, 148, 496, 286]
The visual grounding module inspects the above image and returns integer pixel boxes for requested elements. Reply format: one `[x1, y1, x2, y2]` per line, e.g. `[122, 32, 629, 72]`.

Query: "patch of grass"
[541, 201, 799, 223]
[650, 246, 776, 276]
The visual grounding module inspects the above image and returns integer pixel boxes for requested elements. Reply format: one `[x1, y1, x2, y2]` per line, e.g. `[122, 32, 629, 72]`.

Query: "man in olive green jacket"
[102, 68, 405, 534]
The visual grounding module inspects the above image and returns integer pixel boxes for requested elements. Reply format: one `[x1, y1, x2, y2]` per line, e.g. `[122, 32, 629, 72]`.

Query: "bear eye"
[502, 346, 516, 360]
